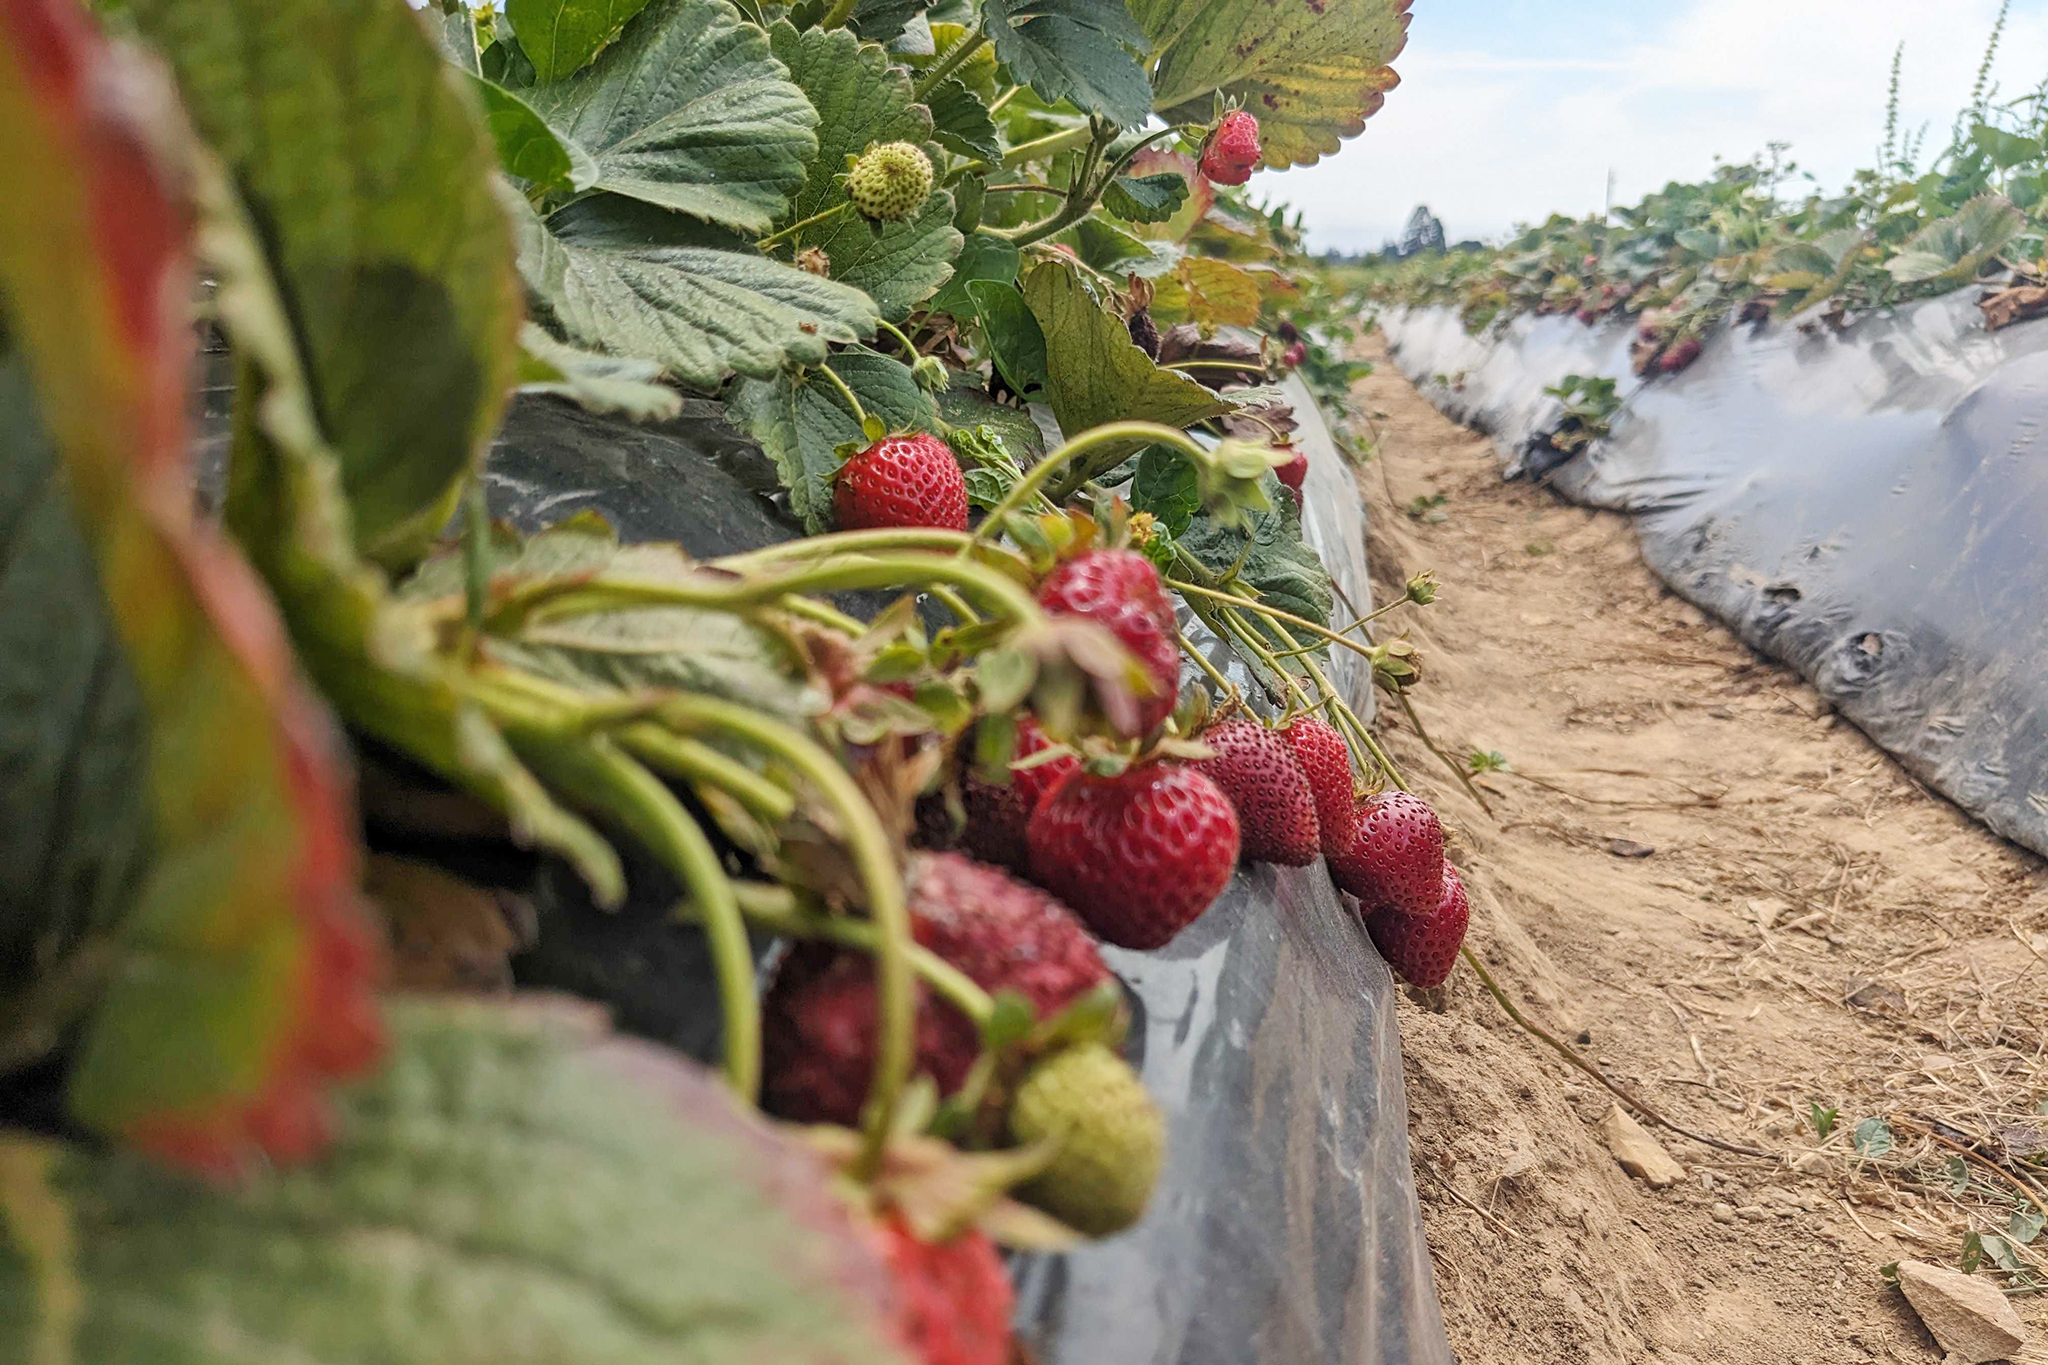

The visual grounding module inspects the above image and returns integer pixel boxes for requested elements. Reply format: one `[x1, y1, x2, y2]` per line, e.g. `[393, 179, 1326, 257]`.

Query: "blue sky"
[1266, 0, 2048, 252]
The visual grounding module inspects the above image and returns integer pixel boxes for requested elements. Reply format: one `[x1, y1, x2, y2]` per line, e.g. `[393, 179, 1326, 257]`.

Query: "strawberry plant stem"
[654, 694, 913, 1173]
[1394, 690, 1493, 814]
[1169, 579, 1389, 669]
[1178, 629, 1240, 699]
[1001, 125, 1096, 169]
[910, 28, 988, 102]
[818, 0, 858, 30]
[971, 421, 1211, 544]
[809, 360, 870, 428]
[1460, 947, 1779, 1162]
[616, 724, 799, 823]
[756, 200, 856, 253]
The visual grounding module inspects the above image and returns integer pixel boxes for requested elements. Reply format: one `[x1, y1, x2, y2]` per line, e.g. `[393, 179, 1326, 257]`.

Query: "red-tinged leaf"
[0, 0, 383, 1173]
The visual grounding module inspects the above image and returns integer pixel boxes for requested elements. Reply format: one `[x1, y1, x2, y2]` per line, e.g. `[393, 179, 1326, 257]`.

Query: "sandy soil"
[1344, 334, 2048, 1365]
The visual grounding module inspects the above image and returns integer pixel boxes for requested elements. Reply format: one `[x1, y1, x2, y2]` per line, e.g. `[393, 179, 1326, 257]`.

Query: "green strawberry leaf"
[767, 21, 962, 320]
[1067, 215, 1163, 273]
[853, 0, 937, 42]
[936, 379, 1050, 464]
[968, 279, 1051, 398]
[0, 5, 383, 1169]
[516, 323, 685, 422]
[983, 0, 1153, 129]
[1102, 172, 1189, 224]
[127, 0, 522, 572]
[727, 346, 941, 532]
[471, 75, 600, 194]
[1129, 444, 1201, 536]
[1886, 194, 2025, 285]
[927, 76, 1003, 164]
[1178, 484, 1334, 644]
[515, 0, 818, 234]
[0, 999, 916, 1365]
[1133, 0, 1410, 170]
[506, 0, 653, 82]
[1020, 260, 1229, 483]
[927, 230, 1022, 316]
[516, 192, 880, 389]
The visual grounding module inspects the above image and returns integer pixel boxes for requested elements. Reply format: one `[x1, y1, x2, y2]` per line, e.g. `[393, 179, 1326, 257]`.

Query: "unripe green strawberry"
[849, 141, 935, 223]
[1006, 1042, 1164, 1238]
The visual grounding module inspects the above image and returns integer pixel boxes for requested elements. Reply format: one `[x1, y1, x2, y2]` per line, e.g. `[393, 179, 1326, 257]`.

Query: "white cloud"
[1268, 0, 2048, 252]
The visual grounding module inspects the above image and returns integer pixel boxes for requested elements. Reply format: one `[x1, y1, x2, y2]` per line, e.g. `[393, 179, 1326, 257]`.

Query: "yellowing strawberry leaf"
[518, 0, 817, 235]
[0, 0, 382, 1170]
[0, 1000, 917, 1365]
[984, 0, 1152, 129]
[1886, 194, 2025, 285]
[1020, 260, 1229, 485]
[1103, 171, 1190, 224]
[472, 74, 600, 194]
[1134, 0, 1411, 170]
[767, 21, 962, 320]
[127, 0, 522, 571]
[727, 346, 942, 532]
[1149, 255, 1263, 326]
[516, 192, 881, 388]
[506, 0, 652, 82]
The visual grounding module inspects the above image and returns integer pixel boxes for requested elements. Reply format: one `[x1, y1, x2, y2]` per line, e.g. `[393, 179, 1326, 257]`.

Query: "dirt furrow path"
[1345, 335, 2048, 1365]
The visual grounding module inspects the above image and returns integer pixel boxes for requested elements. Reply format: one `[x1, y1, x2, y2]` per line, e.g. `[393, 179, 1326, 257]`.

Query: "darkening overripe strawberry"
[1364, 863, 1469, 988]
[877, 1214, 1015, 1365]
[835, 432, 968, 532]
[1282, 715, 1356, 857]
[1328, 789, 1445, 917]
[1659, 337, 1702, 373]
[762, 853, 1110, 1124]
[1027, 763, 1240, 949]
[961, 715, 1078, 871]
[1200, 110, 1262, 186]
[1192, 717, 1320, 866]
[1036, 549, 1180, 735]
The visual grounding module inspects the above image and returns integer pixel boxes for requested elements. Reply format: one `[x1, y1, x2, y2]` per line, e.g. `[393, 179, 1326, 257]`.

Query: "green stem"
[1396, 690, 1493, 814]
[616, 725, 799, 825]
[504, 726, 760, 1101]
[757, 200, 855, 253]
[720, 527, 989, 566]
[911, 28, 988, 103]
[501, 552, 1043, 631]
[987, 86, 1022, 116]
[1178, 629, 1240, 700]
[1165, 359, 1268, 374]
[1098, 125, 1190, 184]
[1002, 129, 1110, 249]
[1170, 579, 1386, 669]
[696, 882, 996, 1027]
[983, 182, 1061, 195]
[1266, 600, 1408, 658]
[927, 583, 982, 624]
[778, 594, 869, 635]
[876, 318, 921, 359]
[1293, 646, 1410, 794]
[655, 695, 912, 1173]
[1002, 124, 1096, 169]
[811, 362, 870, 429]
[1214, 604, 1315, 711]
[972, 421, 1210, 544]
[819, 0, 858, 29]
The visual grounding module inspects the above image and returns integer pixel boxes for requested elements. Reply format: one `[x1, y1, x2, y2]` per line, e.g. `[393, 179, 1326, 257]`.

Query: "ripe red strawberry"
[1364, 863, 1469, 988]
[835, 432, 968, 532]
[1200, 110, 1262, 186]
[762, 853, 1110, 1124]
[877, 1214, 1015, 1365]
[1191, 717, 1319, 866]
[1026, 763, 1239, 949]
[1281, 340, 1308, 369]
[1035, 549, 1180, 735]
[1274, 443, 1309, 494]
[1282, 715, 1355, 857]
[961, 715, 1077, 871]
[1328, 790, 1445, 917]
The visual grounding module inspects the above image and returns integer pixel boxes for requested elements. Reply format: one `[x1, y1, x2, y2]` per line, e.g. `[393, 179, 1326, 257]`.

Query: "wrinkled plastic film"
[1381, 300, 2048, 858]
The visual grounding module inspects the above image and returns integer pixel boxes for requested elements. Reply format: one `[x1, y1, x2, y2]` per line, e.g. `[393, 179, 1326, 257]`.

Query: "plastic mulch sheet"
[1381, 299, 2048, 861]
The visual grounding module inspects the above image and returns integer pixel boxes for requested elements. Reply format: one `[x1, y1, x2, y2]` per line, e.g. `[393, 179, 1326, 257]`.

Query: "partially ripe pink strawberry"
[1191, 717, 1320, 866]
[762, 853, 1110, 1124]
[1200, 110, 1262, 186]
[1282, 340, 1308, 369]
[1036, 549, 1180, 735]
[1274, 444, 1309, 494]
[1027, 763, 1239, 949]
[1365, 863, 1469, 988]
[1660, 337, 1702, 373]
[961, 715, 1077, 871]
[835, 432, 968, 532]
[1282, 715, 1355, 857]
[1328, 790, 1445, 917]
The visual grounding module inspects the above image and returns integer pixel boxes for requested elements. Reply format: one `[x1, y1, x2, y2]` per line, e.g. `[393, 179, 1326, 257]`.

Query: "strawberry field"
[0, 0, 1475, 1361]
